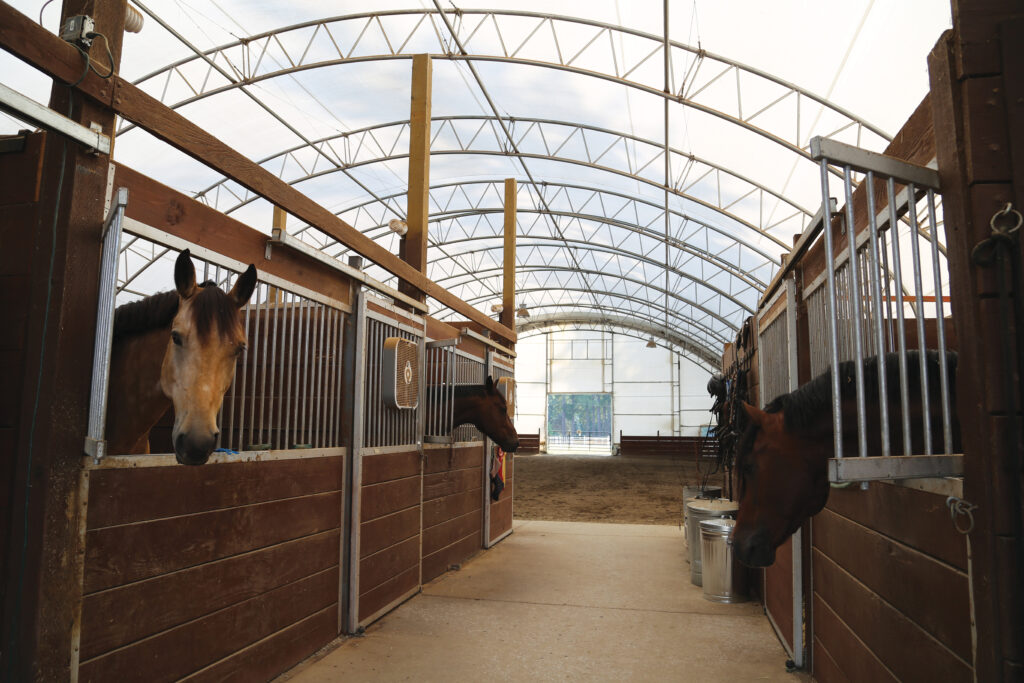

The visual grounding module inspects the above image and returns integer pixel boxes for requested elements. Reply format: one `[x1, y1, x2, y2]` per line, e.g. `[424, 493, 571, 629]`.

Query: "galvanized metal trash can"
[699, 518, 747, 603]
[685, 498, 738, 585]
[682, 485, 722, 546]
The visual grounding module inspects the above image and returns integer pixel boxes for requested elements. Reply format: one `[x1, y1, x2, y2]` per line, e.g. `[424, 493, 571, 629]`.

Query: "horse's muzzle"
[733, 529, 776, 568]
[503, 439, 519, 452]
[174, 432, 216, 466]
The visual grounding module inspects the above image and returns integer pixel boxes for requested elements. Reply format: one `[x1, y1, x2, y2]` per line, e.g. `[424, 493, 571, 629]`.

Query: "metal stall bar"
[483, 349, 494, 547]
[863, 172, 891, 457]
[85, 188, 128, 463]
[906, 186, 933, 456]
[841, 165, 869, 468]
[785, 276, 805, 669]
[816, 156, 845, 461]
[347, 291, 368, 634]
[886, 178, 913, 457]
[927, 190, 953, 454]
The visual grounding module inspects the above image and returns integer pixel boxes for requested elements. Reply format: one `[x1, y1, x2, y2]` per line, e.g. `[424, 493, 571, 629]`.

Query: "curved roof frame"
[125, 9, 890, 162]
[458, 288, 730, 362]
[312, 179, 781, 276]
[195, 116, 810, 246]
[515, 312, 721, 369]
[435, 262, 746, 332]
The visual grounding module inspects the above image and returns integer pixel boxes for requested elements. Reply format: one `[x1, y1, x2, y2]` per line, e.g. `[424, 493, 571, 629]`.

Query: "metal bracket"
[828, 454, 964, 483]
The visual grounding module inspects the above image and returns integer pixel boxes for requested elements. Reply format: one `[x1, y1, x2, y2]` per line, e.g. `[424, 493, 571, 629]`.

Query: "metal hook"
[946, 495, 977, 535]
[990, 202, 1022, 235]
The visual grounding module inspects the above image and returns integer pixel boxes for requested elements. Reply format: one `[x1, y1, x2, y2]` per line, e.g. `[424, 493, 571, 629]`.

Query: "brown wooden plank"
[489, 498, 512, 540]
[424, 445, 483, 474]
[425, 316, 459, 342]
[824, 482, 967, 570]
[360, 536, 420, 593]
[813, 549, 973, 683]
[183, 605, 336, 683]
[814, 508, 971, 660]
[812, 595, 897, 683]
[423, 509, 481, 556]
[360, 476, 420, 521]
[358, 565, 418, 623]
[79, 567, 338, 683]
[113, 164, 352, 307]
[80, 529, 338, 660]
[87, 456, 343, 529]
[423, 469, 481, 502]
[962, 76, 1012, 185]
[423, 488, 481, 528]
[812, 634, 850, 683]
[361, 450, 420, 485]
[84, 492, 340, 593]
[764, 534, 794, 651]
[422, 533, 480, 584]
[360, 506, 420, 558]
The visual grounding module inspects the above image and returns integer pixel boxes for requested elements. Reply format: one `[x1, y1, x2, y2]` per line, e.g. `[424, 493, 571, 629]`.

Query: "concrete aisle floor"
[284, 520, 809, 682]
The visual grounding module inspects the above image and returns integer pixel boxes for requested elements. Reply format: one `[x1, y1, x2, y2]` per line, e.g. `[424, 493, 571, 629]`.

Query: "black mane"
[112, 282, 237, 343]
[736, 350, 957, 485]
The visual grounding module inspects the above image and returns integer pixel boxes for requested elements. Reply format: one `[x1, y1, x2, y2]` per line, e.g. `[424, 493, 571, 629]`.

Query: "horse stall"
[0, 145, 519, 679]
[746, 96, 973, 681]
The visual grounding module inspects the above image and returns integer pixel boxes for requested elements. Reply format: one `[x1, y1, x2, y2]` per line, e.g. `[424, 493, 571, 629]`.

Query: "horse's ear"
[175, 249, 198, 298]
[741, 402, 766, 426]
[229, 264, 258, 308]
[485, 375, 495, 392]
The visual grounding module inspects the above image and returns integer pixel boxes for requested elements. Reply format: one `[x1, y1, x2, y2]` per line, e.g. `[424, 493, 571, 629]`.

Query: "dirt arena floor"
[513, 454, 730, 525]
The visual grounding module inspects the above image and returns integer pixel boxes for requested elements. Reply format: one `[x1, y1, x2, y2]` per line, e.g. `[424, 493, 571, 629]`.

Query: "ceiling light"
[646, 338, 656, 348]
[516, 304, 529, 318]
[388, 219, 408, 235]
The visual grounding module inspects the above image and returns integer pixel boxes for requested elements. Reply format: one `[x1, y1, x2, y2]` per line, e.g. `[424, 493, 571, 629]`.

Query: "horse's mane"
[112, 282, 239, 343]
[735, 350, 957, 484]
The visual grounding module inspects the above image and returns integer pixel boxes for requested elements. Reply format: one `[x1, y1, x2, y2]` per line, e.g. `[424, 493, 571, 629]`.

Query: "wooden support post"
[928, 3, 1024, 679]
[399, 54, 431, 305]
[0, 1, 126, 680]
[500, 178, 517, 330]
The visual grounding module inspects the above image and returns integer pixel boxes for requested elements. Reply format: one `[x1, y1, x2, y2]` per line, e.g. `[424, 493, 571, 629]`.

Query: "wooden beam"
[500, 178, 517, 330]
[0, 2, 515, 342]
[399, 54, 431, 304]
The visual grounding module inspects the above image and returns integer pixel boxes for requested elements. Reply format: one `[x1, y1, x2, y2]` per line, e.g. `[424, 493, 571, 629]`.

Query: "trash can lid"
[685, 498, 739, 514]
[699, 517, 736, 532]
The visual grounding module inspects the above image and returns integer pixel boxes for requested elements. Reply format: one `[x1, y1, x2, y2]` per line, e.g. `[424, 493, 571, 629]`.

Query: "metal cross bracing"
[121, 9, 890, 169]
[193, 116, 810, 247]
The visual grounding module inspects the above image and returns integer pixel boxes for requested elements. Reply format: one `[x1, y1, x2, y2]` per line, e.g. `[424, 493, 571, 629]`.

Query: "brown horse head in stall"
[106, 249, 257, 464]
[732, 350, 958, 567]
[452, 376, 519, 452]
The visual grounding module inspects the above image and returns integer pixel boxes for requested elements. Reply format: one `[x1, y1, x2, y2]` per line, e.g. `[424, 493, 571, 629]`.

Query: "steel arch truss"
[127, 9, 890, 162]
[195, 116, 813, 245]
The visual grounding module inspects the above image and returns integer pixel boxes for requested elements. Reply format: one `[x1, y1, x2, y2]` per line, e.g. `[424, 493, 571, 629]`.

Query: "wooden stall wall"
[812, 483, 971, 683]
[422, 444, 484, 582]
[78, 455, 344, 682]
[357, 446, 422, 622]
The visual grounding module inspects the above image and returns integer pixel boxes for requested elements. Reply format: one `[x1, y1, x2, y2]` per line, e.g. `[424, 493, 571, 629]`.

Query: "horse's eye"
[171, 331, 183, 346]
[235, 345, 247, 357]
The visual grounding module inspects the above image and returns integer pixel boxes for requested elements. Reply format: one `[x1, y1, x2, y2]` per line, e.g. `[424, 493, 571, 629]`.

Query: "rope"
[946, 496, 978, 535]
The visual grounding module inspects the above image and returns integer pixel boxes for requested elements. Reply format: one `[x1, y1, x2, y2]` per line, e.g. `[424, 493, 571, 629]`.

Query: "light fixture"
[646, 338, 656, 348]
[490, 304, 504, 313]
[516, 304, 529, 318]
[388, 219, 408, 236]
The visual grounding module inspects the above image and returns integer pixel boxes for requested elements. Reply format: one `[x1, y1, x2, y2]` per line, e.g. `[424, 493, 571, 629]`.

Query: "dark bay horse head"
[452, 376, 519, 452]
[164, 250, 257, 465]
[731, 401, 831, 567]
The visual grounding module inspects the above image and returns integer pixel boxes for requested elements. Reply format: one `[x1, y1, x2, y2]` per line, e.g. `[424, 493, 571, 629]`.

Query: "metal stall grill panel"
[757, 311, 790, 408]
[810, 137, 957, 480]
[362, 311, 422, 449]
[115, 237, 347, 454]
[424, 340, 457, 443]
[223, 285, 345, 451]
[491, 356, 515, 412]
[452, 350, 486, 443]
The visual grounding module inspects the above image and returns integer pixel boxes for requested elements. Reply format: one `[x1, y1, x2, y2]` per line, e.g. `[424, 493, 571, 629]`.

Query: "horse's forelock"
[189, 284, 244, 342]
